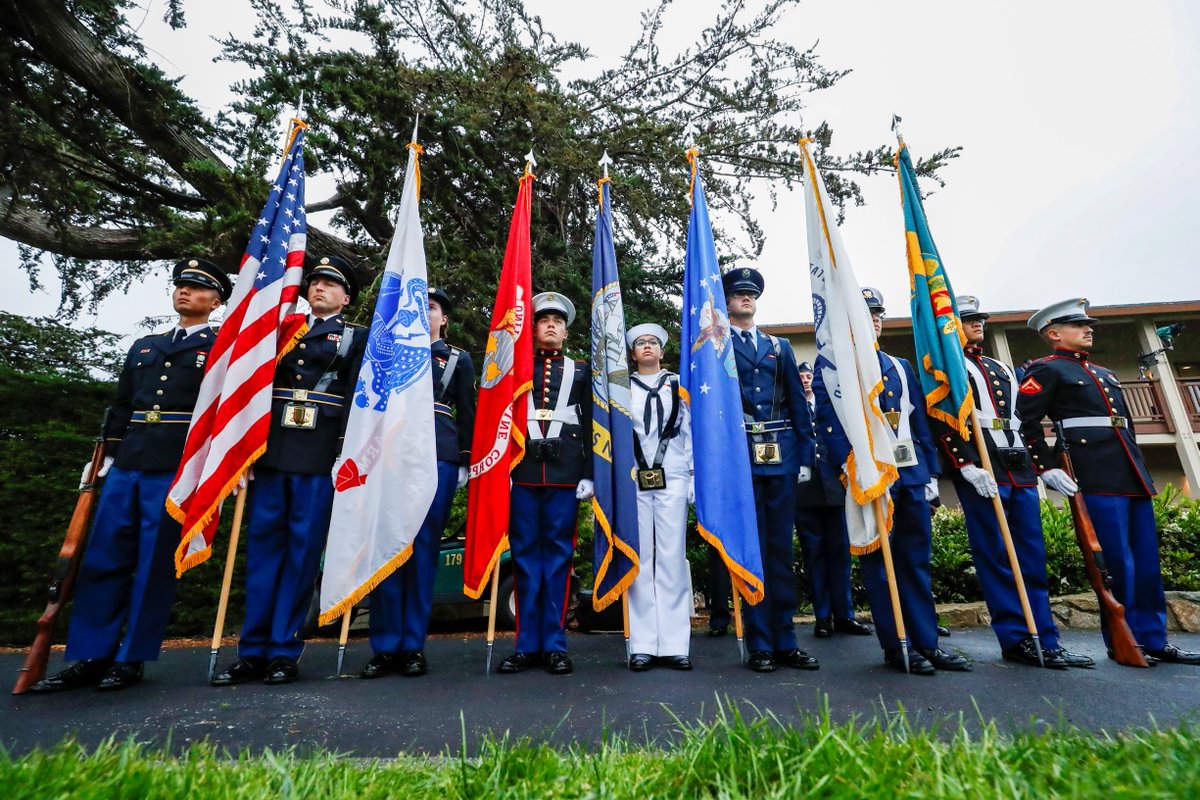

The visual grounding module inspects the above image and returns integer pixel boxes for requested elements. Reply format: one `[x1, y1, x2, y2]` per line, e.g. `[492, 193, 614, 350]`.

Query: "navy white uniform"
[367, 334, 476, 660]
[725, 268, 816, 662]
[934, 298, 1060, 656]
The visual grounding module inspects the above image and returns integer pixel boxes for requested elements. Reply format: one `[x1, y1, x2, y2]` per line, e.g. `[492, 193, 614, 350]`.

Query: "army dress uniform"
[626, 324, 694, 666]
[218, 258, 366, 684]
[724, 268, 817, 669]
[364, 288, 476, 677]
[1016, 298, 1199, 664]
[38, 260, 231, 693]
[933, 296, 1063, 665]
[505, 293, 592, 668]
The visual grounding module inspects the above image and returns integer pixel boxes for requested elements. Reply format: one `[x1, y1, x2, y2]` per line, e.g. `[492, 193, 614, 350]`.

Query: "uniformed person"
[626, 323, 694, 671]
[498, 292, 592, 675]
[724, 267, 819, 673]
[1017, 298, 1200, 665]
[814, 288, 969, 675]
[213, 255, 367, 686]
[32, 259, 231, 693]
[359, 287, 476, 678]
[933, 296, 1091, 669]
[794, 360, 873, 639]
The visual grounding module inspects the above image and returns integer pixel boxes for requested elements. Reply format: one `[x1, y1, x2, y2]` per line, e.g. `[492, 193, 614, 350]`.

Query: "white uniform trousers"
[628, 476, 692, 656]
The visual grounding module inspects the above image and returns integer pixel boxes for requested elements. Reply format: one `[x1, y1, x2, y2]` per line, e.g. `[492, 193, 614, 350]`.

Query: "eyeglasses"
[633, 338, 661, 348]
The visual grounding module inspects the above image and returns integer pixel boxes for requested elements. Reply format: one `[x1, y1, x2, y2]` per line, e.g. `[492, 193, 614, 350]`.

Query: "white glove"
[575, 479, 595, 501]
[797, 466, 812, 484]
[923, 478, 940, 503]
[231, 467, 255, 496]
[1041, 468, 1078, 497]
[960, 465, 998, 498]
[688, 476, 696, 505]
[457, 467, 469, 490]
[79, 456, 115, 489]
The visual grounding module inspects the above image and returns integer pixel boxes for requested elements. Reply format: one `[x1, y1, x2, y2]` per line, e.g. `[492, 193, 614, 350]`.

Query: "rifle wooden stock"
[12, 429, 108, 694]
[1055, 430, 1148, 668]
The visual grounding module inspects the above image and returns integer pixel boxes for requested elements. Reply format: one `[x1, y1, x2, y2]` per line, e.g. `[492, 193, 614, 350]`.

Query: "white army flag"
[799, 138, 898, 554]
[319, 136, 437, 623]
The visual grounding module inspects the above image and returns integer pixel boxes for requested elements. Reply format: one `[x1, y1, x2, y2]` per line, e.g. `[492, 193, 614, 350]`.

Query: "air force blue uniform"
[935, 343, 1060, 653]
[368, 338, 476, 655]
[67, 325, 217, 663]
[237, 314, 365, 662]
[731, 327, 815, 653]
[813, 351, 941, 652]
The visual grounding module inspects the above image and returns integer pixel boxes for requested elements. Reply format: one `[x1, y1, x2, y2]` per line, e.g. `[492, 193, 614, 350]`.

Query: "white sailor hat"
[626, 323, 669, 349]
[532, 291, 576, 326]
[1028, 298, 1098, 332]
[956, 295, 989, 321]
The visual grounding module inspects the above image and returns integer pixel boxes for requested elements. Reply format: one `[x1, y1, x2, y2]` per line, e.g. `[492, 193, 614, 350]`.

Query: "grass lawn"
[3, 701, 1197, 799]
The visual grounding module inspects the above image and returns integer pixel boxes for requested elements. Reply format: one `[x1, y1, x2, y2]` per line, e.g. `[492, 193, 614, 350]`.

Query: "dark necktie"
[740, 329, 754, 350]
[631, 374, 668, 436]
[172, 329, 185, 345]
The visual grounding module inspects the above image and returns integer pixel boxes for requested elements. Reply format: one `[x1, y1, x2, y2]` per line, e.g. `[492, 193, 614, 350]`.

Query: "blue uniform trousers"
[368, 461, 459, 654]
[1081, 494, 1167, 650]
[509, 484, 577, 654]
[238, 469, 334, 661]
[795, 506, 853, 622]
[958, 482, 1060, 651]
[743, 475, 799, 653]
[860, 485, 939, 651]
[66, 468, 179, 662]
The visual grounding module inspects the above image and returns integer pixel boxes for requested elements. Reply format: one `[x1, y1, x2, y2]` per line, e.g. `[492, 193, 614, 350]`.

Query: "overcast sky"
[3, 0, 1198, 340]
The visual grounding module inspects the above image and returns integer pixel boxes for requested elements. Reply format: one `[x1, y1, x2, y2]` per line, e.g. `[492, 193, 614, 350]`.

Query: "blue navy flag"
[590, 178, 640, 611]
[679, 151, 764, 604]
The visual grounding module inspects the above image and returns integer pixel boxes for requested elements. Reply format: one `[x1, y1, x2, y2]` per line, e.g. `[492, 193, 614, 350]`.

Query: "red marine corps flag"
[463, 159, 535, 601]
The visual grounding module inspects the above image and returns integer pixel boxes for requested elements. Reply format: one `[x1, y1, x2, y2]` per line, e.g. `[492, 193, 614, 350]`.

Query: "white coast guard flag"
[799, 138, 898, 554]
[318, 140, 437, 624]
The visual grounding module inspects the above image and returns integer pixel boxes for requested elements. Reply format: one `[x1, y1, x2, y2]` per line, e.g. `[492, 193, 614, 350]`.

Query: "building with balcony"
[761, 300, 1200, 498]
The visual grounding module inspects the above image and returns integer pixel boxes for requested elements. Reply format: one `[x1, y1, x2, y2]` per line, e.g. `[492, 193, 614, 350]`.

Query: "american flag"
[167, 121, 310, 575]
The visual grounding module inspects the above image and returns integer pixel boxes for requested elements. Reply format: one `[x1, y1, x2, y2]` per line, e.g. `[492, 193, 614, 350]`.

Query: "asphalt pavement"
[4, 627, 1200, 757]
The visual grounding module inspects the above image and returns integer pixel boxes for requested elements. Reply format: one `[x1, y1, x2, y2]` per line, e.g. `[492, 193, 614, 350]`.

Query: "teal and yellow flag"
[896, 139, 971, 439]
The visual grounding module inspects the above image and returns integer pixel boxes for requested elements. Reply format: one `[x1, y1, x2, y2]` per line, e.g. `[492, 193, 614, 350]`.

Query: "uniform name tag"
[892, 439, 918, 467]
[637, 468, 667, 491]
[752, 442, 782, 465]
[281, 403, 317, 429]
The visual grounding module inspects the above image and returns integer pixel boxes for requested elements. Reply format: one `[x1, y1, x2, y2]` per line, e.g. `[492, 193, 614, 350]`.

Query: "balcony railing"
[1039, 379, 1172, 436]
[1180, 377, 1200, 428]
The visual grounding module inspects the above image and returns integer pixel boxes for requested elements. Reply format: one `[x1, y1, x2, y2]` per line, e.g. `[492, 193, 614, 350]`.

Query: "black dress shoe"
[498, 652, 540, 673]
[747, 651, 775, 672]
[1050, 648, 1094, 668]
[29, 659, 112, 694]
[360, 652, 400, 679]
[401, 651, 428, 677]
[629, 653, 653, 672]
[1146, 643, 1200, 665]
[263, 657, 299, 685]
[834, 617, 874, 636]
[917, 647, 972, 671]
[708, 625, 728, 637]
[98, 661, 144, 691]
[1002, 638, 1067, 669]
[813, 618, 834, 638]
[775, 648, 820, 670]
[883, 648, 935, 675]
[544, 651, 573, 675]
[661, 655, 692, 671]
[212, 656, 269, 686]
[936, 625, 951, 637]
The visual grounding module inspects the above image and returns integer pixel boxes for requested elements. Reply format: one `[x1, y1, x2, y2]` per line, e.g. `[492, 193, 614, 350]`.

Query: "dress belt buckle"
[534, 409, 554, 422]
[292, 389, 308, 402]
[144, 410, 161, 423]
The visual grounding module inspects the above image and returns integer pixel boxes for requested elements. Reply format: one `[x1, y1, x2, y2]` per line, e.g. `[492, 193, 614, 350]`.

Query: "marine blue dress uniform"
[213, 256, 367, 686]
[724, 267, 818, 672]
[33, 259, 231, 693]
[361, 287, 476, 678]
[932, 296, 1082, 669]
[1017, 298, 1200, 665]
[793, 361, 872, 639]
[499, 292, 592, 676]
[813, 288, 968, 675]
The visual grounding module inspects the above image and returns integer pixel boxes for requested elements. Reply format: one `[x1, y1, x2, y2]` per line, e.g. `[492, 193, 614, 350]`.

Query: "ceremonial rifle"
[13, 409, 110, 694]
[1053, 421, 1148, 668]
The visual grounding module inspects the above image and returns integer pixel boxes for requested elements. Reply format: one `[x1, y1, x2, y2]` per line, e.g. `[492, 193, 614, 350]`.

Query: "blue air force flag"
[590, 178, 640, 611]
[319, 139, 438, 623]
[680, 151, 764, 604]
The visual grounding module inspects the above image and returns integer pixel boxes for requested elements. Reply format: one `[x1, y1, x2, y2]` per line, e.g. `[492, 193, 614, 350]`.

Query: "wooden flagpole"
[731, 586, 746, 665]
[484, 564, 501, 675]
[871, 497, 909, 672]
[621, 592, 631, 668]
[208, 489, 247, 683]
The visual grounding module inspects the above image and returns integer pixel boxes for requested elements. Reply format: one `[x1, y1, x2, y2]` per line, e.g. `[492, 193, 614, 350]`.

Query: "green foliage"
[3, 707, 1200, 798]
[0, 311, 125, 380]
